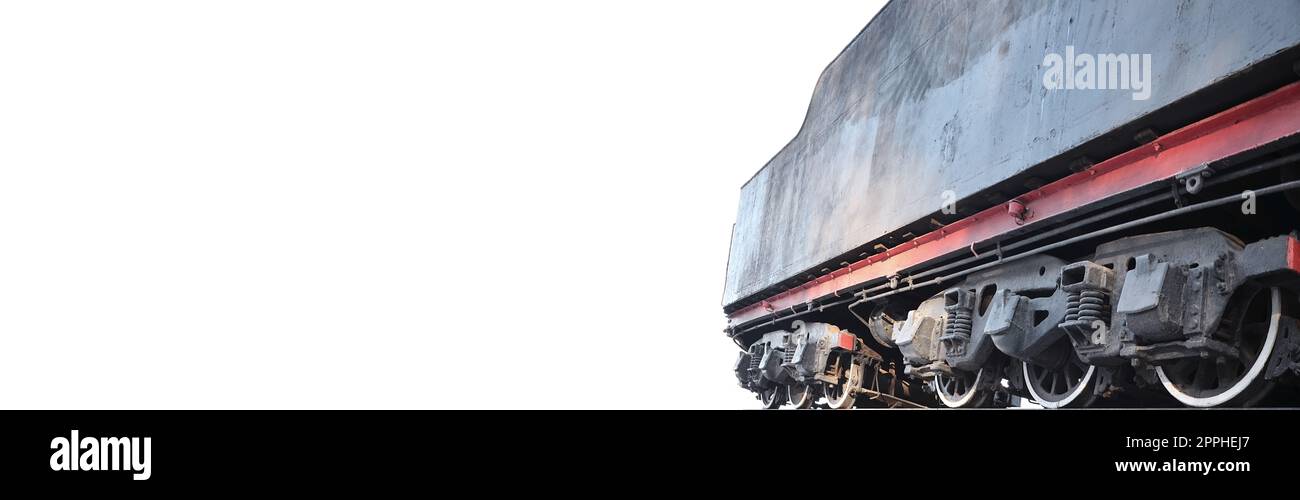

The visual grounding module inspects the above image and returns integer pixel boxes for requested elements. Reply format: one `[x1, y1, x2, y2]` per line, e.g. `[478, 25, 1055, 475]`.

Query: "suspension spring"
[1077, 290, 1110, 325]
[942, 306, 973, 357]
[1065, 291, 1081, 322]
[946, 308, 972, 340]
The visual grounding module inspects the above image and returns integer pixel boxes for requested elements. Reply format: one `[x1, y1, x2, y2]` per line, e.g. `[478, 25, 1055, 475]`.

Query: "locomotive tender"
[725, 0, 1300, 408]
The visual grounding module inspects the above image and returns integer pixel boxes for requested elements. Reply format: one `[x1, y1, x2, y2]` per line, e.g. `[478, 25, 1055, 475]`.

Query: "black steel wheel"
[1157, 286, 1281, 407]
[759, 384, 786, 409]
[787, 382, 816, 409]
[823, 351, 861, 409]
[1023, 336, 1097, 408]
[933, 368, 991, 408]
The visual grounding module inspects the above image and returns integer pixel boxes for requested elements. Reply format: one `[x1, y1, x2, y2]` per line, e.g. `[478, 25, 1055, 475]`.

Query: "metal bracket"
[1007, 199, 1031, 224]
[1177, 164, 1215, 195]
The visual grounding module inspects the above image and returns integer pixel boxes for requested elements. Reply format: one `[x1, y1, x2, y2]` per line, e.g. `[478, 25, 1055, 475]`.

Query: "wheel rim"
[787, 382, 814, 409]
[759, 385, 785, 409]
[1156, 287, 1280, 407]
[823, 353, 859, 409]
[1023, 337, 1095, 408]
[934, 369, 984, 408]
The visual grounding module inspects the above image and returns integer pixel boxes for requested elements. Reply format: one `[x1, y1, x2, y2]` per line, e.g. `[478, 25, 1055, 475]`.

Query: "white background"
[0, 1, 887, 409]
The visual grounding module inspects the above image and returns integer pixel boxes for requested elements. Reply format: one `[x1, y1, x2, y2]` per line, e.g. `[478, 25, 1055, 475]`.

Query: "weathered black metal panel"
[723, 0, 1300, 308]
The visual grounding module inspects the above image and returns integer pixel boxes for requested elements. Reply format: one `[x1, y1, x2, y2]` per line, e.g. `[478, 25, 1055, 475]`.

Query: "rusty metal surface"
[723, 0, 1300, 309]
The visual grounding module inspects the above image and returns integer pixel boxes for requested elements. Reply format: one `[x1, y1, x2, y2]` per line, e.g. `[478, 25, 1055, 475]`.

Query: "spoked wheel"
[787, 382, 816, 409]
[933, 368, 990, 408]
[1023, 336, 1097, 408]
[823, 351, 862, 409]
[1156, 286, 1282, 407]
[758, 384, 786, 409]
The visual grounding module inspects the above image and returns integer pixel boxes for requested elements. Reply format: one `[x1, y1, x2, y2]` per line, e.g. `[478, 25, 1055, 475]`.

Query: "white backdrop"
[0, 1, 887, 408]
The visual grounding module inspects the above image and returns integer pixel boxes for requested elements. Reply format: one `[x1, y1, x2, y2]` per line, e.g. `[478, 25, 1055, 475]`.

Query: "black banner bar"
[7, 409, 1296, 489]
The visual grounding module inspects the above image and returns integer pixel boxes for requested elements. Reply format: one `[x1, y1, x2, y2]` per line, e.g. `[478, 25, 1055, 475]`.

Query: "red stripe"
[729, 81, 1300, 327]
[1288, 238, 1300, 274]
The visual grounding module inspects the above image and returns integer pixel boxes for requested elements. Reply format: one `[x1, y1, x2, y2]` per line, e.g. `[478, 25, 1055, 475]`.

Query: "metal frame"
[728, 81, 1300, 329]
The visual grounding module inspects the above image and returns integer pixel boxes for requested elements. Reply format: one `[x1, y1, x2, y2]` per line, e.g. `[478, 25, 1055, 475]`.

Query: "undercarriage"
[730, 148, 1300, 409]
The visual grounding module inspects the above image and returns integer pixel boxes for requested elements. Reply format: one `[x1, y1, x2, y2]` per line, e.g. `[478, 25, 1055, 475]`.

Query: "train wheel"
[787, 382, 816, 409]
[933, 368, 990, 408]
[1023, 337, 1097, 408]
[823, 352, 861, 409]
[759, 384, 786, 409]
[1156, 286, 1281, 407]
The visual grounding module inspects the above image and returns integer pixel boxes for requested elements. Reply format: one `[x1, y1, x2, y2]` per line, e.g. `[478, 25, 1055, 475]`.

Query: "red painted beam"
[728, 81, 1300, 328]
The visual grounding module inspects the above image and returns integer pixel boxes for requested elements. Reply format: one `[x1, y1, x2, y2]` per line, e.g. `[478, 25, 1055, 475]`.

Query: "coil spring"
[945, 308, 972, 341]
[1077, 290, 1109, 325]
[1064, 291, 1081, 322]
[748, 346, 763, 371]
